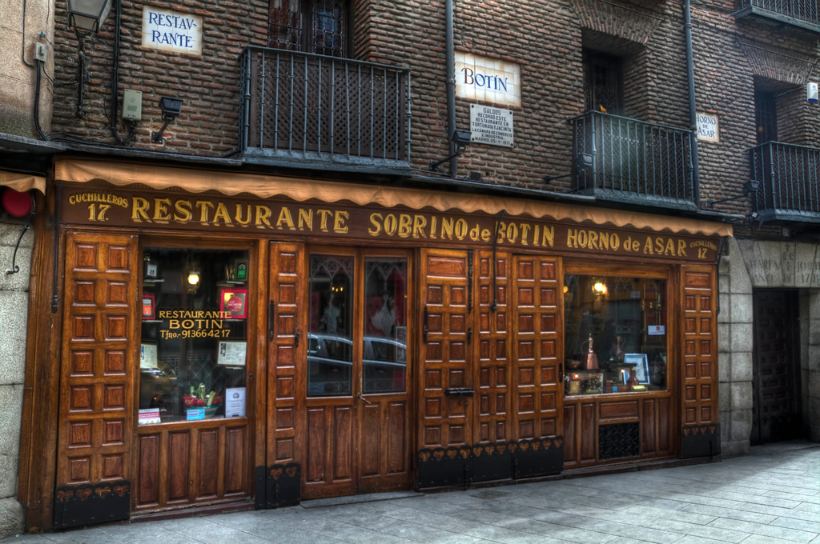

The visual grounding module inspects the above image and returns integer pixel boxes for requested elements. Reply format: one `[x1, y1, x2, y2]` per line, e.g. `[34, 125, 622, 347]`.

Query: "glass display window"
[564, 274, 667, 396]
[139, 247, 250, 425]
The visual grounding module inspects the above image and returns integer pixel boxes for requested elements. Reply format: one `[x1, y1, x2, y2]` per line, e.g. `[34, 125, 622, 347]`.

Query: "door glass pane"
[363, 258, 407, 394]
[308, 255, 354, 396]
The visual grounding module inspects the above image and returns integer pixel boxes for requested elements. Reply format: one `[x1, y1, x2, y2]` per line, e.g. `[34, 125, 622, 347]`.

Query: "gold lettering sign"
[156, 309, 231, 340]
[61, 189, 720, 262]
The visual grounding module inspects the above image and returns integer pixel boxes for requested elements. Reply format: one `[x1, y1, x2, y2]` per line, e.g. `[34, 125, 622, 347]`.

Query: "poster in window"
[225, 387, 246, 418]
[142, 293, 156, 320]
[218, 340, 247, 366]
[140, 343, 158, 369]
[219, 287, 248, 319]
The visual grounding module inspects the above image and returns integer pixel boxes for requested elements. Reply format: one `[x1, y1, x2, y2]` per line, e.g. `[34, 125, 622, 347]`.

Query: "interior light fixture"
[592, 280, 608, 297]
[187, 271, 201, 286]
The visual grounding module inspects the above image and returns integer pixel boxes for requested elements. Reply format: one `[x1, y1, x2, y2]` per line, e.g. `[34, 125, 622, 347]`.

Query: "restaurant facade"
[14, 157, 731, 529]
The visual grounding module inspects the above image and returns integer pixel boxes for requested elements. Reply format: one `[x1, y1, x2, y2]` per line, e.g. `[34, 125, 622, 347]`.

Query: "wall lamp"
[151, 97, 183, 143]
[706, 180, 759, 208]
[67, 0, 112, 117]
[429, 130, 472, 172]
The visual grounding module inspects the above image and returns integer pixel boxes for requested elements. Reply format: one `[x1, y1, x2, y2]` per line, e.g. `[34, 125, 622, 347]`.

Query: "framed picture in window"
[142, 293, 156, 320]
[219, 287, 248, 319]
[623, 353, 650, 384]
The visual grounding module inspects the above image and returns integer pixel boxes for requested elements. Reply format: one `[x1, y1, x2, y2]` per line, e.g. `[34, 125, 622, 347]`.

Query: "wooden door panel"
[419, 249, 472, 449]
[680, 265, 719, 457]
[474, 250, 511, 445]
[512, 255, 563, 441]
[303, 404, 355, 497]
[135, 421, 250, 511]
[58, 232, 138, 500]
[267, 242, 306, 469]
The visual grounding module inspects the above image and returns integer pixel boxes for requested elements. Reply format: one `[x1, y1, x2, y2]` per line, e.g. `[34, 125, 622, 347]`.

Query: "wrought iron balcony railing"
[569, 111, 696, 209]
[736, 0, 820, 34]
[240, 46, 412, 171]
[751, 141, 820, 222]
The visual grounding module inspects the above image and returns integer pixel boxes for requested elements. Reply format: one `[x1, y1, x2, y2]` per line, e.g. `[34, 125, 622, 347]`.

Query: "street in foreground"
[4, 441, 819, 544]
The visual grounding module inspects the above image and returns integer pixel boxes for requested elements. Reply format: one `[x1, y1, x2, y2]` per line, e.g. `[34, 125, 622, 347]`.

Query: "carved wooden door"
[418, 249, 473, 453]
[286, 246, 412, 499]
[511, 255, 564, 441]
[752, 290, 801, 444]
[55, 232, 138, 527]
[680, 265, 719, 457]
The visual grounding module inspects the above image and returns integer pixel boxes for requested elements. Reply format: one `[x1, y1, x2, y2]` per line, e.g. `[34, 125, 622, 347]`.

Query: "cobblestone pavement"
[5, 441, 820, 544]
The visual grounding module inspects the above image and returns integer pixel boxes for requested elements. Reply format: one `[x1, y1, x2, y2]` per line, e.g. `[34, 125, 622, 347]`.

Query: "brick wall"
[693, 0, 820, 218]
[47, 0, 820, 228]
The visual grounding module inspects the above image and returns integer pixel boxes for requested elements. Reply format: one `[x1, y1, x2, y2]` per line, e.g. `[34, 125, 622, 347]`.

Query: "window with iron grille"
[583, 50, 624, 115]
[269, 0, 348, 57]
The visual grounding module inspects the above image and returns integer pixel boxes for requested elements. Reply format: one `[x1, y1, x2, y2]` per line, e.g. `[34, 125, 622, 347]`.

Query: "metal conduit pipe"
[684, 0, 701, 205]
[446, 0, 457, 178]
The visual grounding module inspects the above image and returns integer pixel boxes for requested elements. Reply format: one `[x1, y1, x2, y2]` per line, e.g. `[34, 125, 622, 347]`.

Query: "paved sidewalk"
[5, 441, 820, 544]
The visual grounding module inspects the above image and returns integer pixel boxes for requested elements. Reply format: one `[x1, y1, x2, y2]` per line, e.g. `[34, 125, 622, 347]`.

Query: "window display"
[139, 248, 249, 425]
[564, 274, 667, 396]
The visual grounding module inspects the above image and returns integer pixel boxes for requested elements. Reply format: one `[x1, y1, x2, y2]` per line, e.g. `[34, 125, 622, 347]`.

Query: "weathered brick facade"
[46, 1, 820, 222]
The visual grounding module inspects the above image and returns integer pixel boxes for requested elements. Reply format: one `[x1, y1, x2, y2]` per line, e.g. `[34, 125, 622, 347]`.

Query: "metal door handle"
[294, 328, 301, 348]
[268, 301, 276, 340]
[423, 307, 429, 343]
[357, 393, 374, 405]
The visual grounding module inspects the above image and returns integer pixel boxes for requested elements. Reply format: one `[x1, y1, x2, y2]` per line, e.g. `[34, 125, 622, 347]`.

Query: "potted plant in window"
[183, 383, 223, 418]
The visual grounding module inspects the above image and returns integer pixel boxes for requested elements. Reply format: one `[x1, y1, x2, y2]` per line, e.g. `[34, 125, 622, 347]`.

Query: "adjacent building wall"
[0, 225, 34, 538]
[0, 0, 55, 136]
[719, 237, 820, 455]
[0, 0, 54, 538]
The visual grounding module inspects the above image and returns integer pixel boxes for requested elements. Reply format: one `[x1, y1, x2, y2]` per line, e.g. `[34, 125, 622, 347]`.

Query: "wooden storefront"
[18, 159, 731, 530]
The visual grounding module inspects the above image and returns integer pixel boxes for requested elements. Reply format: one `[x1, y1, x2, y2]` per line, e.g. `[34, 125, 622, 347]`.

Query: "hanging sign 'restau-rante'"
[61, 188, 719, 262]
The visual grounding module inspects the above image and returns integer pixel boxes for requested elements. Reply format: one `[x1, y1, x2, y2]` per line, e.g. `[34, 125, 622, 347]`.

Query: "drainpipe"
[684, 0, 700, 205]
[446, 0, 457, 178]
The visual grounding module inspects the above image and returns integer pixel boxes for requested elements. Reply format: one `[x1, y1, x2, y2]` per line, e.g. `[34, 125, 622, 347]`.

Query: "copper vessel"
[584, 334, 599, 370]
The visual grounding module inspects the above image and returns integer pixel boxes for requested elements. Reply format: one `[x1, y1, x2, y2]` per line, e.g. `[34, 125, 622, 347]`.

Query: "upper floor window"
[755, 87, 778, 144]
[269, 0, 348, 57]
[584, 50, 624, 115]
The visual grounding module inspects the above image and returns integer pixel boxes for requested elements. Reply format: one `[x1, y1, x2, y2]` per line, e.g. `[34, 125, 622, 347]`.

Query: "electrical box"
[34, 43, 48, 63]
[122, 89, 143, 121]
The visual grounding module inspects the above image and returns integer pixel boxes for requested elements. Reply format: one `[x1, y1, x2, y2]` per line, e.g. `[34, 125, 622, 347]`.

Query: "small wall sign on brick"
[697, 112, 719, 143]
[470, 104, 514, 147]
[142, 7, 203, 56]
[455, 52, 521, 108]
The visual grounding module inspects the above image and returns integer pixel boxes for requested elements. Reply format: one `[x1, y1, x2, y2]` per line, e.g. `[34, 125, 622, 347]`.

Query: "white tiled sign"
[455, 52, 521, 108]
[142, 7, 203, 56]
[470, 104, 514, 147]
[697, 112, 719, 143]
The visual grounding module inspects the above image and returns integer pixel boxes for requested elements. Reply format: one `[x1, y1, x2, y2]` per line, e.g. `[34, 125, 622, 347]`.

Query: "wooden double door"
[418, 248, 564, 452]
[268, 243, 413, 499]
[267, 244, 565, 499]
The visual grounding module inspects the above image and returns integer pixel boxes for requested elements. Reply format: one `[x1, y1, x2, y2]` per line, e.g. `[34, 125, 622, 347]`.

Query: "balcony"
[569, 111, 696, 210]
[735, 0, 820, 34]
[751, 141, 820, 222]
[240, 46, 412, 173]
